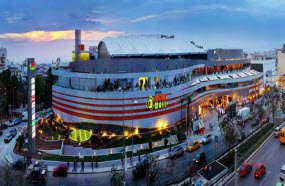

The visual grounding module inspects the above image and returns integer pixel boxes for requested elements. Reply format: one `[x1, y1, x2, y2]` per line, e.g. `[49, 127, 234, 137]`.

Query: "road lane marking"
[259, 170, 271, 186]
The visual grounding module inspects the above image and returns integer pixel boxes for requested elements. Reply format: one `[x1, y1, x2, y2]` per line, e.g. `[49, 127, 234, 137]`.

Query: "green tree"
[145, 153, 162, 185]
[0, 69, 25, 117]
[187, 96, 192, 132]
[222, 119, 238, 149]
[45, 68, 56, 107]
[110, 166, 124, 186]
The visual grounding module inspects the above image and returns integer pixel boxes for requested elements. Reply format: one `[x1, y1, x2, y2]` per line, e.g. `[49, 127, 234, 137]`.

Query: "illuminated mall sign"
[31, 77, 36, 138]
[146, 92, 167, 110]
[27, 58, 36, 154]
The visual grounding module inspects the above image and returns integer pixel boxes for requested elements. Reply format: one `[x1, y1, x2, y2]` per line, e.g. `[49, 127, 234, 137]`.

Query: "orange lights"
[155, 119, 169, 130]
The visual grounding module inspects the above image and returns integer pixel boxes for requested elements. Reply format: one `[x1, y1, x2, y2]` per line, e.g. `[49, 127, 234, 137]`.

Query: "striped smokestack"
[75, 29, 81, 62]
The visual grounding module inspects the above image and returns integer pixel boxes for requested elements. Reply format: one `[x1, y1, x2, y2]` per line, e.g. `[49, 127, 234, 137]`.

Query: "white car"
[280, 165, 285, 180]
[201, 134, 212, 145]
[275, 127, 281, 137]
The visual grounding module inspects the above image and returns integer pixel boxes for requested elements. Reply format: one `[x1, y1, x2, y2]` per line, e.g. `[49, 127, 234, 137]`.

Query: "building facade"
[0, 47, 7, 72]
[251, 57, 277, 86]
[52, 34, 263, 129]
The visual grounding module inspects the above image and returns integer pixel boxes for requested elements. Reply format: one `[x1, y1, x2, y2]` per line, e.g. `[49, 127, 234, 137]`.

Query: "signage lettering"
[146, 94, 167, 110]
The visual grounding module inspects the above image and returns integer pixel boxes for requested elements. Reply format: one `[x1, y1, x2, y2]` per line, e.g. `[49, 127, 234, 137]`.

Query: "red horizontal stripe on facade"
[53, 95, 145, 107]
[53, 92, 183, 107]
[53, 90, 171, 101]
[52, 103, 182, 121]
[52, 98, 181, 114]
[249, 82, 262, 89]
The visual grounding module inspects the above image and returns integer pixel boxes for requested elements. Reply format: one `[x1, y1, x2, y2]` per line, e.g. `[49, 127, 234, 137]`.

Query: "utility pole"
[120, 87, 127, 186]
[234, 147, 238, 186]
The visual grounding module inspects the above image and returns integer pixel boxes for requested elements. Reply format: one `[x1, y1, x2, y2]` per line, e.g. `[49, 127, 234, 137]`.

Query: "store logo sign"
[29, 61, 36, 71]
[146, 93, 167, 110]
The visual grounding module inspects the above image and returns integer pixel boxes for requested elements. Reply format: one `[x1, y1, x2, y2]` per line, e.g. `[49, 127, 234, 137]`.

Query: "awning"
[237, 72, 247, 78]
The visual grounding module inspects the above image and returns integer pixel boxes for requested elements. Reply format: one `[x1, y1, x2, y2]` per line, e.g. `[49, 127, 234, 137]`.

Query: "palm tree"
[180, 98, 184, 122]
[187, 96, 192, 133]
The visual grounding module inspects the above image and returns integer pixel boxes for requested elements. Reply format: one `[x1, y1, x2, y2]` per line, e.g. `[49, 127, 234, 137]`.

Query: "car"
[254, 163, 266, 179]
[26, 168, 47, 184]
[262, 116, 269, 124]
[0, 130, 3, 136]
[201, 134, 212, 145]
[10, 128, 17, 137]
[239, 132, 246, 142]
[276, 182, 284, 186]
[133, 158, 149, 179]
[12, 159, 26, 170]
[280, 165, 285, 180]
[239, 162, 253, 177]
[4, 134, 13, 143]
[275, 127, 281, 137]
[53, 163, 67, 177]
[252, 119, 259, 126]
[193, 152, 206, 166]
[0, 123, 8, 130]
[8, 118, 21, 127]
[169, 145, 184, 158]
[14, 118, 22, 125]
[187, 140, 200, 152]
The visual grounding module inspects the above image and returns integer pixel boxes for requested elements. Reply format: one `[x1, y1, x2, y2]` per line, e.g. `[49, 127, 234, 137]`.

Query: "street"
[226, 129, 285, 186]
[0, 122, 26, 165]
[0, 109, 264, 185]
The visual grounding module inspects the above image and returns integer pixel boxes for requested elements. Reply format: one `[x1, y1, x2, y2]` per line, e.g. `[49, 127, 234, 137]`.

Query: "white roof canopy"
[101, 35, 205, 56]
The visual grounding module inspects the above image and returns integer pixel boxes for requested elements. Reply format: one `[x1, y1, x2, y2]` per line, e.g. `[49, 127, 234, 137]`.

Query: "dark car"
[194, 152, 206, 166]
[252, 119, 259, 126]
[0, 123, 8, 130]
[254, 163, 266, 179]
[0, 130, 3, 136]
[133, 158, 149, 179]
[26, 168, 47, 184]
[239, 132, 246, 142]
[12, 159, 26, 170]
[12, 118, 22, 126]
[53, 164, 67, 177]
[239, 162, 253, 177]
[169, 145, 184, 158]
[4, 134, 13, 143]
[262, 116, 269, 124]
[10, 128, 17, 137]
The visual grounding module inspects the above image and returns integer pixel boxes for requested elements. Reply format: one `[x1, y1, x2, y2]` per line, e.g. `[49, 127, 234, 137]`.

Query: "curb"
[3, 155, 13, 165]
[219, 121, 285, 186]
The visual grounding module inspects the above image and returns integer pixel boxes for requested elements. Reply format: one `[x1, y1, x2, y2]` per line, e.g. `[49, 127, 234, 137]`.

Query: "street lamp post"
[119, 87, 127, 185]
[131, 100, 137, 160]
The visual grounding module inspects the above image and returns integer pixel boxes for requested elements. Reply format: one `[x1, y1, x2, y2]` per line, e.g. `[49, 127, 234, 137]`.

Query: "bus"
[279, 127, 285, 144]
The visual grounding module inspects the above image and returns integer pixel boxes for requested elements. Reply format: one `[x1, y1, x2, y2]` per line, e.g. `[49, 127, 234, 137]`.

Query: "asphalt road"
[0, 122, 26, 165]
[38, 123, 259, 186]
[226, 130, 285, 186]
[0, 108, 263, 185]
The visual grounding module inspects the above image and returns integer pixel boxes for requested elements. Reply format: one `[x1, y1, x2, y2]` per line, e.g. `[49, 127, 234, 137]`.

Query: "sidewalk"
[5, 107, 226, 174]
[6, 140, 186, 174]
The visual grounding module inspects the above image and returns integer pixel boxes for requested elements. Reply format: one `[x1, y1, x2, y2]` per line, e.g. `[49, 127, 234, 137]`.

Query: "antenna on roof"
[189, 41, 207, 51]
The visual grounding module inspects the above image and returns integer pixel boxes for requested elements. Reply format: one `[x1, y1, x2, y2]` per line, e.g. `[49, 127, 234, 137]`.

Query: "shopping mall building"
[52, 32, 263, 129]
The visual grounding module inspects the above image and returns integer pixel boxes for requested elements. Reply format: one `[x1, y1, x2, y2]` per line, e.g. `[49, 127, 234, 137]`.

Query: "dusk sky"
[0, 0, 285, 63]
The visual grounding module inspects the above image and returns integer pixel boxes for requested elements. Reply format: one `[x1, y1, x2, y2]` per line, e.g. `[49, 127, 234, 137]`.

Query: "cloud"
[130, 9, 187, 23]
[130, 14, 160, 23]
[0, 30, 124, 42]
[128, 5, 248, 24]
[85, 18, 122, 25]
